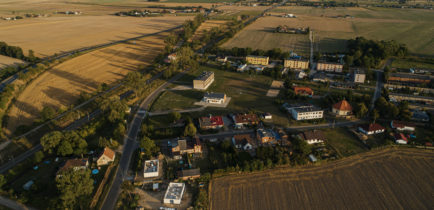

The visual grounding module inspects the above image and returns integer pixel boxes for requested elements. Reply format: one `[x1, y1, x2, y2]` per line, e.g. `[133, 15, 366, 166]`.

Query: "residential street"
[101, 71, 189, 210]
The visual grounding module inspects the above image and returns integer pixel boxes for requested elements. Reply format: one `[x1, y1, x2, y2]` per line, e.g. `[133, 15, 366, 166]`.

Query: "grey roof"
[195, 71, 214, 81]
[204, 92, 225, 99]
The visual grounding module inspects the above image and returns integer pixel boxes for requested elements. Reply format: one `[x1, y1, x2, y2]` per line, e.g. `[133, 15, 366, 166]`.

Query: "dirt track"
[210, 147, 434, 210]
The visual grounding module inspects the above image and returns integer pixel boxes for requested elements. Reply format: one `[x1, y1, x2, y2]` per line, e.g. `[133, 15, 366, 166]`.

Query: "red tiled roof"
[199, 116, 224, 127]
[294, 87, 313, 96]
[301, 130, 326, 141]
[102, 147, 115, 160]
[333, 99, 352, 111]
[391, 120, 415, 129]
[234, 114, 259, 124]
[360, 123, 385, 132]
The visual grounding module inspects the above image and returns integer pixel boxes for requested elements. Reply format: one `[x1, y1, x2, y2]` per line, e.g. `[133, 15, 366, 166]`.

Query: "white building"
[144, 159, 159, 178]
[163, 182, 185, 205]
[390, 120, 415, 132]
[353, 69, 366, 83]
[284, 104, 323, 120]
[203, 93, 226, 104]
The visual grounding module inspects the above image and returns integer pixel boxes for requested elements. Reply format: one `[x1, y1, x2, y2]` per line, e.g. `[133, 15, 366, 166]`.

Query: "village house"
[198, 115, 224, 130]
[256, 129, 277, 144]
[332, 99, 352, 116]
[299, 130, 326, 144]
[232, 134, 257, 150]
[246, 55, 269, 65]
[284, 104, 323, 121]
[232, 113, 259, 128]
[202, 92, 226, 104]
[144, 159, 159, 178]
[390, 120, 415, 132]
[294, 86, 314, 97]
[316, 62, 343, 73]
[177, 168, 201, 180]
[394, 133, 408, 144]
[358, 123, 385, 135]
[57, 158, 89, 177]
[164, 53, 177, 63]
[171, 138, 202, 157]
[312, 72, 332, 83]
[353, 69, 366, 83]
[284, 58, 309, 69]
[193, 71, 214, 90]
[263, 112, 272, 120]
[215, 56, 228, 63]
[96, 147, 116, 166]
[237, 64, 248, 72]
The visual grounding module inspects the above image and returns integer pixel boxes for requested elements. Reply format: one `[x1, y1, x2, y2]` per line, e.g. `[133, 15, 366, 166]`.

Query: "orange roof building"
[294, 87, 313, 96]
[97, 147, 116, 166]
[332, 99, 352, 116]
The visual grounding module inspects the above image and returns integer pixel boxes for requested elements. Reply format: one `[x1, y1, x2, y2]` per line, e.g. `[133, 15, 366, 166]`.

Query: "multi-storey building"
[193, 71, 214, 90]
[246, 55, 269, 65]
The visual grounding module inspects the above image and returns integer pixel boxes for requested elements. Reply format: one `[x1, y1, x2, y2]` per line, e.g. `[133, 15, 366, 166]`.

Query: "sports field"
[223, 7, 434, 55]
[210, 147, 434, 210]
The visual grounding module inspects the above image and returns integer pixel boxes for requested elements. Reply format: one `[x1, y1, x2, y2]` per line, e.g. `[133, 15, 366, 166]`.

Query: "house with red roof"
[332, 99, 352, 116]
[294, 87, 313, 97]
[232, 114, 259, 128]
[199, 115, 224, 130]
[394, 133, 408, 144]
[97, 147, 116, 166]
[358, 123, 385, 135]
[390, 120, 415, 132]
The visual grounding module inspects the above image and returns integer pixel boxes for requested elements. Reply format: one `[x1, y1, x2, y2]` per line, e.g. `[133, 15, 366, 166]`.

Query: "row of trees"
[40, 130, 87, 156]
[0, 41, 38, 62]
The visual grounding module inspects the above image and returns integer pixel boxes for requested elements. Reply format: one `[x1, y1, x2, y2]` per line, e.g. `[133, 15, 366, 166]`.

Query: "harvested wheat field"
[0, 55, 25, 68]
[5, 28, 177, 135]
[221, 16, 311, 55]
[0, 15, 190, 57]
[268, 6, 434, 55]
[191, 20, 228, 41]
[210, 147, 434, 210]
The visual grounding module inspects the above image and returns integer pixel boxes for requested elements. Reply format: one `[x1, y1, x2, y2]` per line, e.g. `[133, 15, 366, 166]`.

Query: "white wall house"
[144, 160, 159, 178]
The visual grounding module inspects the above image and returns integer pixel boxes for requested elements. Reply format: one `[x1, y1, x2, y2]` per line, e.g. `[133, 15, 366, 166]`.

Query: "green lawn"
[323, 127, 368, 157]
[150, 89, 203, 112]
[391, 57, 434, 70]
[162, 65, 291, 126]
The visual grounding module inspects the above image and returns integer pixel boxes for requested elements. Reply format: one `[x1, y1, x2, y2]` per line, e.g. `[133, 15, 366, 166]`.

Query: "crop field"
[191, 20, 228, 41]
[0, 15, 190, 57]
[5, 27, 181, 135]
[221, 16, 311, 55]
[210, 147, 434, 210]
[0, 55, 25, 68]
[266, 6, 434, 55]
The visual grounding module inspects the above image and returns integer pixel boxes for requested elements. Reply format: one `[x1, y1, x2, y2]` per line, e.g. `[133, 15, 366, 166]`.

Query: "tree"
[140, 136, 159, 159]
[125, 72, 145, 97]
[355, 102, 368, 118]
[372, 109, 379, 123]
[170, 111, 181, 122]
[293, 137, 311, 156]
[184, 123, 197, 137]
[40, 131, 63, 154]
[33, 151, 44, 163]
[56, 169, 94, 209]
[99, 96, 128, 123]
[57, 141, 73, 156]
[0, 174, 6, 190]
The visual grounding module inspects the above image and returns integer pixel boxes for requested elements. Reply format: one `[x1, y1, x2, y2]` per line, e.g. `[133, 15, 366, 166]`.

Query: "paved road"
[371, 70, 384, 110]
[0, 195, 34, 210]
[101, 71, 189, 210]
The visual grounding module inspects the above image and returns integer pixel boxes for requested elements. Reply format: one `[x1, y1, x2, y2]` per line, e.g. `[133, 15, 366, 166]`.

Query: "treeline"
[345, 37, 408, 68]
[0, 41, 38, 62]
[285, 1, 359, 7]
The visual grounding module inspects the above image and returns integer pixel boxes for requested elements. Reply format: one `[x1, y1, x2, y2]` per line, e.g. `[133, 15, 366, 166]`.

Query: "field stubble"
[210, 147, 434, 210]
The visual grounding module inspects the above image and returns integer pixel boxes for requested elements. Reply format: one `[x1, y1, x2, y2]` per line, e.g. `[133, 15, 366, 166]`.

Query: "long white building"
[283, 103, 323, 120]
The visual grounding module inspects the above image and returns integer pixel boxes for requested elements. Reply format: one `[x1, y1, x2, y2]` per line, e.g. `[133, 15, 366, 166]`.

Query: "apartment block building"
[193, 71, 215, 90]
[246, 55, 269, 65]
[284, 59, 309, 69]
